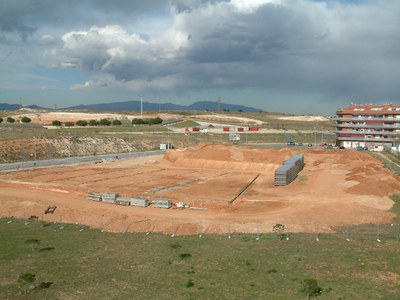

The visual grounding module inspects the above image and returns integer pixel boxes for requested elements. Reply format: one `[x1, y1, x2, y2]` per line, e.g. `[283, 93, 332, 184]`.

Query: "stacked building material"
[152, 198, 172, 209]
[275, 154, 304, 186]
[87, 192, 102, 202]
[102, 192, 118, 203]
[130, 196, 149, 207]
[115, 197, 131, 206]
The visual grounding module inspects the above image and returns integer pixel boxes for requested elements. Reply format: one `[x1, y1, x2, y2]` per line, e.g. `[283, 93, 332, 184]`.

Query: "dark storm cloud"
[2, 0, 400, 109]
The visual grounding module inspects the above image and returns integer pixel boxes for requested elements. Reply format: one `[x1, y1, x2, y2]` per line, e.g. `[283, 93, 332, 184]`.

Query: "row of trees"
[0, 116, 32, 124]
[51, 117, 163, 127]
[52, 119, 122, 127]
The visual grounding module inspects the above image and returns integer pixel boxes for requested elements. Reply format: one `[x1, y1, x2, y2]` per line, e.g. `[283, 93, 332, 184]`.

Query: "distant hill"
[65, 100, 262, 112]
[0, 100, 262, 112]
[0, 103, 23, 110]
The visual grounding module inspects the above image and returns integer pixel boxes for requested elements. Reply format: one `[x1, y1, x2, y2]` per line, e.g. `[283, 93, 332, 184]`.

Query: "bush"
[20, 116, 31, 123]
[76, 120, 88, 126]
[36, 282, 53, 289]
[7, 117, 15, 123]
[302, 278, 323, 299]
[89, 119, 99, 126]
[0, 117, 3, 123]
[185, 279, 194, 288]
[99, 118, 111, 126]
[112, 120, 122, 126]
[132, 117, 163, 125]
[64, 122, 74, 127]
[18, 272, 36, 284]
[179, 253, 192, 259]
[52, 120, 62, 126]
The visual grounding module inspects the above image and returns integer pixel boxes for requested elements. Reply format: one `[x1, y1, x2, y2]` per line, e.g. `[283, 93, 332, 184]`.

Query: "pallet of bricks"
[152, 198, 173, 209]
[87, 192, 102, 202]
[102, 192, 118, 204]
[130, 196, 149, 207]
[274, 154, 304, 186]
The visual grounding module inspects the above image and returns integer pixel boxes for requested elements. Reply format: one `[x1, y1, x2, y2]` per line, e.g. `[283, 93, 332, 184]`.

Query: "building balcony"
[335, 117, 400, 122]
[334, 130, 400, 136]
[336, 123, 400, 129]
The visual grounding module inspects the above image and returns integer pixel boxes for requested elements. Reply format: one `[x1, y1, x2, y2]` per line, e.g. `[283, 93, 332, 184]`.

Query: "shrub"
[7, 117, 15, 123]
[52, 120, 62, 126]
[0, 117, 3, 123]
[179, 253, 192, 259]
[185, 279, 194, 288]
[302, 278, 323, 299]
[99, 118, 111, 126]
[20, 116, 31, 123]
[18, 272, 36, 284]
[76, 120, 88, 126]
[89, 119, 99, 126]
[64, 122, 74, 127]
[169, 242, 182, 250]
[36, 282, 53, 289]
[112, 120, 122, 126]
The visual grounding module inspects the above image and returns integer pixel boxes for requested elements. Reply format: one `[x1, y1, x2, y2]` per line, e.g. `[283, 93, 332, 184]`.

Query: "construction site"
[0, 143, 399, 235]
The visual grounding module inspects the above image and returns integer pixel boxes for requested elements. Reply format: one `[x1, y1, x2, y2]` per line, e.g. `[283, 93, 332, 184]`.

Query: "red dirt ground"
[0, 144, 399, 235]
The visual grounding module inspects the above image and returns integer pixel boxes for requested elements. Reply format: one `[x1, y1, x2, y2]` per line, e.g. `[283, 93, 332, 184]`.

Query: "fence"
[2, 212, 400, 243]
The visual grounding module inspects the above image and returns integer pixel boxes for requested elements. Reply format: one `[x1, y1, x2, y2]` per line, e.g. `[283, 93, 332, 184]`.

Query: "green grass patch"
[1, 214, 400, 299]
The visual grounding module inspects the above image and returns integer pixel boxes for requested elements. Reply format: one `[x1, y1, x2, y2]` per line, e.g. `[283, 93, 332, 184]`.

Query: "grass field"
[1, 195, 399, 299]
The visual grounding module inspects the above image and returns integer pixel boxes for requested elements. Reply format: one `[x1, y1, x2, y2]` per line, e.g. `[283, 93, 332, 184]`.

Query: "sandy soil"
[275, 115, 330, 121]
[191, 114, 264, 125]
[0, 144, 398, 235]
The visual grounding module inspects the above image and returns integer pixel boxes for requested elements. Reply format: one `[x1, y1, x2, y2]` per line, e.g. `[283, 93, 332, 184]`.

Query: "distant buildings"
[335, 103, 400, 149]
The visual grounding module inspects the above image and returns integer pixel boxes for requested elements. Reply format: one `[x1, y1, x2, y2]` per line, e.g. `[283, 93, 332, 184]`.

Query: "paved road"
[0, 150, 166, 172]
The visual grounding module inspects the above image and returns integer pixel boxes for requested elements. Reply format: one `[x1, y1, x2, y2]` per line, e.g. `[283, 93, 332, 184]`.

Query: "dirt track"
[0, 144, 399, 235]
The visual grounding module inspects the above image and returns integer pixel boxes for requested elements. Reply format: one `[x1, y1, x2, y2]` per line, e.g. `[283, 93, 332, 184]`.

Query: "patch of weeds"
[18, 273, 36, 284]
[250, 283, 255, 287]
[29, 215, 39, 220]
[179, 253, 192, 259]
[41, 223, 51, 227]
[170, 242, 182, 250]
[245, 260, 252, 266]
[187, 266, 195, 274]
[267, 268, 277, 273]
[186, 279, 195, 288]
[38, 247, 55, 252]
[36, 282, 53, 289]
[25, 238, 40, 244]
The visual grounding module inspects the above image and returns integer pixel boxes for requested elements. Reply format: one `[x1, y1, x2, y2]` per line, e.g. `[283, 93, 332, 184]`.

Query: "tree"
[132, 118, 145, 125]
[7, 117, 15, 123]
[89, 119, 99, 126]
[76, 120, 88, 126]
[302, 278, 323, 300]
[0, 117, 3, 123]
[52, 120, 62, 126]
[99, 118, 111, 126]
[20, 116, 32, 123]
[112, 120, 122, 126]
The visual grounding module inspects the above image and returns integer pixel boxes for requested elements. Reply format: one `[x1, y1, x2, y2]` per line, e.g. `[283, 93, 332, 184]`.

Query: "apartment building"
[335, 103, 400, 149]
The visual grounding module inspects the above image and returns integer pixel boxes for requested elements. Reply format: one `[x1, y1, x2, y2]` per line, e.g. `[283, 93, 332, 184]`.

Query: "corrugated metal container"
[102, 192, 118, 203]
[87, 192, 102, 202]
[238, 127, 244, 132]
[115, 197, 131, 206]
[223, 127, 230, 132]
[130, 196, 149, 207]
[248, 127, 259, 131]
[152, 198, 173, 209]
[192, 127, 200, 132]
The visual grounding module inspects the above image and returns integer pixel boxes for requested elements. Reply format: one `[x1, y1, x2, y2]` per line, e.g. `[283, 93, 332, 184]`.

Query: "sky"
[0, 0, 399, 115]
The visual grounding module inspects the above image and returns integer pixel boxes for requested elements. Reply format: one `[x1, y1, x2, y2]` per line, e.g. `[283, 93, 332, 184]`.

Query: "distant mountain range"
[0, 101, 262, 112]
